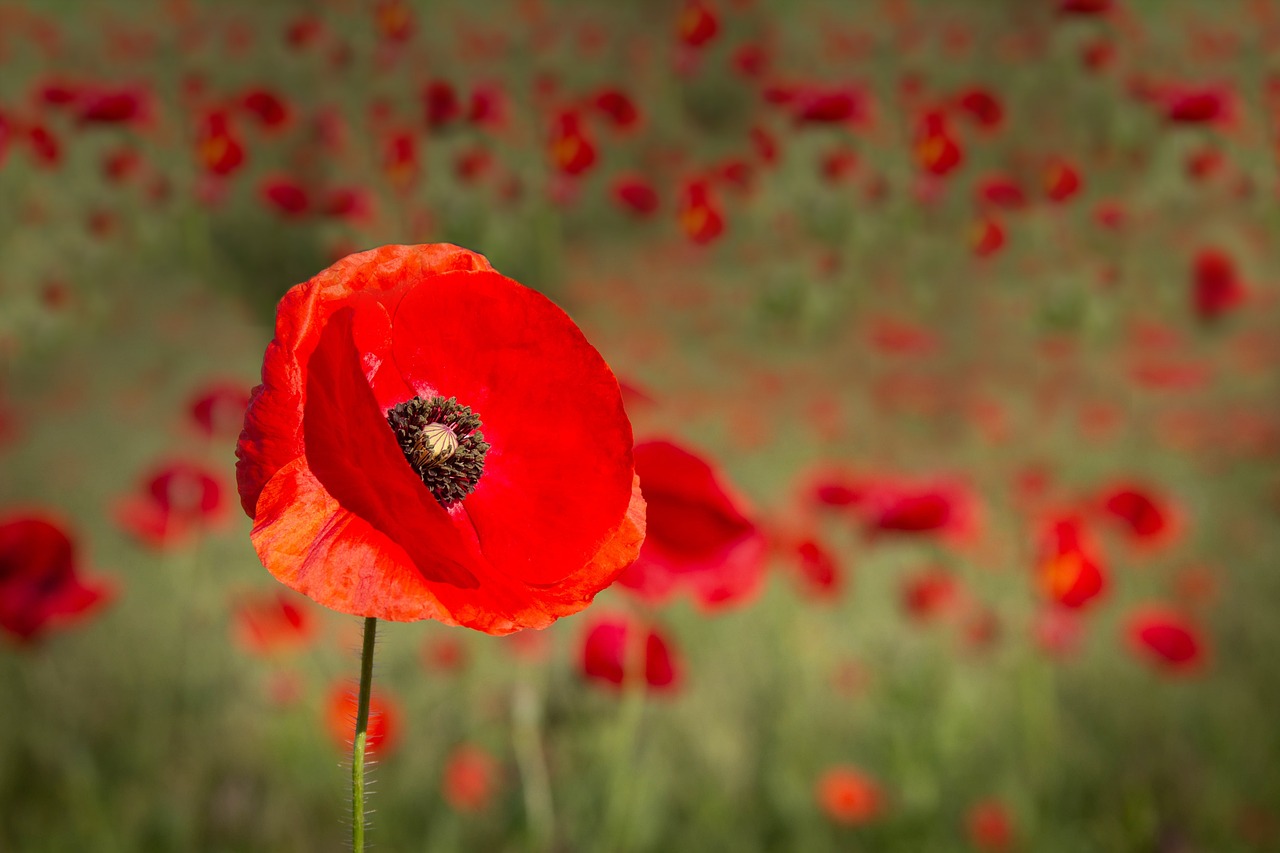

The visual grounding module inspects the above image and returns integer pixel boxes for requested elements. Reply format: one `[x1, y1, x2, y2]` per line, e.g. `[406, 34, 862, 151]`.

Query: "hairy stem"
[352, 616, 378, 853]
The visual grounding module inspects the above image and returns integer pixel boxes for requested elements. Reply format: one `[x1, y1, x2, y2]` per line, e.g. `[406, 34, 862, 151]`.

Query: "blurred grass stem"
[352, 616, 378, 853]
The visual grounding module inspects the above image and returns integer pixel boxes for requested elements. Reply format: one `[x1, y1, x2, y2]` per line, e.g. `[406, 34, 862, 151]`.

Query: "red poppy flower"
[677, 1, 719, 48]
[1191, 247, 1246, 322]
[1034, 514, 1106, 609]
[1044, 158, 1082, 202]
[326, 685, 397, 754]
[966, 799, 1016, 851]
[260, 176, 311, 217]
[374, 0, 413, 42]
[75, 85, 149, 126]
[856, 478, 979, 543]
[195, 110, 245, 177]
[382, 129, 419, 190]
[593, 88, 640, 131]
[579, 612, 680, 691]
[423, 80, 461, 129]
[1163, 85, 1233, 125]
[1125, 606, 1205, 673]
[976, 174, 1026, 209]
[902, 569, 961, 622]
[1033, 607, 1084, 658]
[1059, 0, 1111, 13]
[615, 440, 764, 610]
[971, 216, 1005, 257]
[915, 112, 963, 177]
[955, 87, 1003, 129]
[817, 766, 884, 825]
[240, 87, 291, 130]
[790, 87, 869, 126]
[678, 179, 725, 245]
[1097, 482, 1177, 546]
[231, 589, 315, 656]
[780, 534, 844, 599]
[612, 175, 661, 216]
[116, 461, 228, 549]
[442, 744, 499, 812]
[0, 513, 111, 642]
[467, 83, 507, 129]
[549, 111, 596, 176]
[24, 124, 61, 169]
[236, 244, 644, 634]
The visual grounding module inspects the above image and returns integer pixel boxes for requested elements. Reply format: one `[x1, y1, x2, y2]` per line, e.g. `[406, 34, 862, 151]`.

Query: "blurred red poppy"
[580, 613, 680, 691]
[976, 175, 1026, 209]
[791, 86, 869, 126]
[195, 110, 245, 177]
[75, 85, 150, 126]
[0, 513, 111, 642]
[967, 799, 1016, 851]
[260, 176, 311, 217]
[1191, 247, 1246, 322]
[1035, 514, 1106, 609]
[955, 87, 1003, 129]
[549, 110, 596, 176]
[236, 244, 644, 634]
[971, 216, 1005, 257]
[902, 569, 961, 622]
[616, 440, 764, 610]
[326, 685, 397, 754]
[678, 1, 719, 48]
[783, 535, 844, 599]
[1125, 606, 1205, 673]
[856, 478, 979, 543]
[239, 87, 290, 130]
[817, 766, 884, 825]
[423, 80, 461, 129]
[612, 175, 661, 216]
[1097, 482, 1177, 547]
[915, 111, 963, 176]
[1044, 158, 1082, 202]
[1163, 85, 1233, 125]
[116, 461, 228, 549]
[442, 744, 499, 812]
[678, 179, 725, 245]
[231, 589, 314, 656]
[593, 88, 640, 131]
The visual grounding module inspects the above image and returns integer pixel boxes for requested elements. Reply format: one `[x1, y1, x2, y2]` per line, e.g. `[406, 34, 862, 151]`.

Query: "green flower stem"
[352, 616, 378, 853]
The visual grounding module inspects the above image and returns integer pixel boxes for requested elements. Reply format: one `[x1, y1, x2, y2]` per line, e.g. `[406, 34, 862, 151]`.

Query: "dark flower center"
[386, 395, 489, 507]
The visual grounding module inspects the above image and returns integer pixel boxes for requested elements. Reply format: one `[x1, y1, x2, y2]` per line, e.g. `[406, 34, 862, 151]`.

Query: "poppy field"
[2, 0, 1280, 850]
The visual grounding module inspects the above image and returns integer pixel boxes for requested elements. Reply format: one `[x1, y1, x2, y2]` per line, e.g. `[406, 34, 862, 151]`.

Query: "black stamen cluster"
[386, 395, 489, 506]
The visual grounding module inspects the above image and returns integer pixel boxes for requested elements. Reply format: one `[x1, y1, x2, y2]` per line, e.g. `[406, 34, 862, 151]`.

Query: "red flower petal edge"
[236, 244, 645, 634]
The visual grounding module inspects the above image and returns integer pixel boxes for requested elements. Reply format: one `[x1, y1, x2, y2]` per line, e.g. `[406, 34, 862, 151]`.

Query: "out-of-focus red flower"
[0, 514, 111, 642]
[791, 86, 870, 126]
[318, 186, 374, 222]
[732, 42, 769, 78]
[1044, 158, 1082, 202]
[101, 146, 141, 184]
[967, 799, 1016, 851]
[116, 461, 228, 549]
[1059, 0, 1112, 14]
[24, 124, 61, 168]
[1191, 247, 1246, 322]
[374, 0, 413, 42]
[442, 744, 499, 812]
[613, 175, 661, 216]
[784, 536, 844, 599]
[1186, 146, 1225, 182]
[423, 80, 461, 129]
[1035, 514, 1106, 609]
[1097, 483, 1177, 546]
[190, 382, 251, 438]
[976, 174, 1026, 209]
[971, 216, 1005, 257]
[1125, 605, 1205, 674]
[820, 148, 858, 183]
[901, 569, 961, 622]
[260, 176, 311, 217]
[817, 766, 884, 825]
[195, 110, 245, 177]
[549, 110, 596, 176]
[955, 87, 1003, 129]
[678, 179, 725, 245]
[750, 125, 779, 165]
[382, 129, 419, 190]
[422, 634, 468, 672]
[240, 87, 290, 130]
[915, 111, 963, 177]
[467, 83, 507, 128]
[285, 15, 323, 50]
[616, 440, 764, 610]
[1081, 38, 1115, 71]
[75, 85, 149, 126]
[1163, 85, 1233, 125]
[231, 589, 314, 656]
[678, 1, 719, 48]
[236, 245, 644, 634]
[580, 613, 680, 691]
[856, 478, 979, 543]
[593, 88, 640, 131]
[326, 685, 397, 754]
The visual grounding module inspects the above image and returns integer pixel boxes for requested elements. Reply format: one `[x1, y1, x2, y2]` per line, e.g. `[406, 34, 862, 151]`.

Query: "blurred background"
[2, 0, 1279, 850]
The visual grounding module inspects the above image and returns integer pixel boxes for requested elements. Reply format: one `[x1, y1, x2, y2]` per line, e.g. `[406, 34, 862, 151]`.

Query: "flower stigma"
[386, 396, 490, 506]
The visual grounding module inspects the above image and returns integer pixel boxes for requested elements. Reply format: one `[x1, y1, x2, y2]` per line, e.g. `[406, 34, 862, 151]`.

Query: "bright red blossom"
[236, 244, 645, 634]
[115, 461, 228, 549]
[1125, 606, 1206, 673]
[817, 766, 884, 825]
[580, 613, 680, 691]
[0, 514, 111, 642]
[616, 440, 764, 610]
